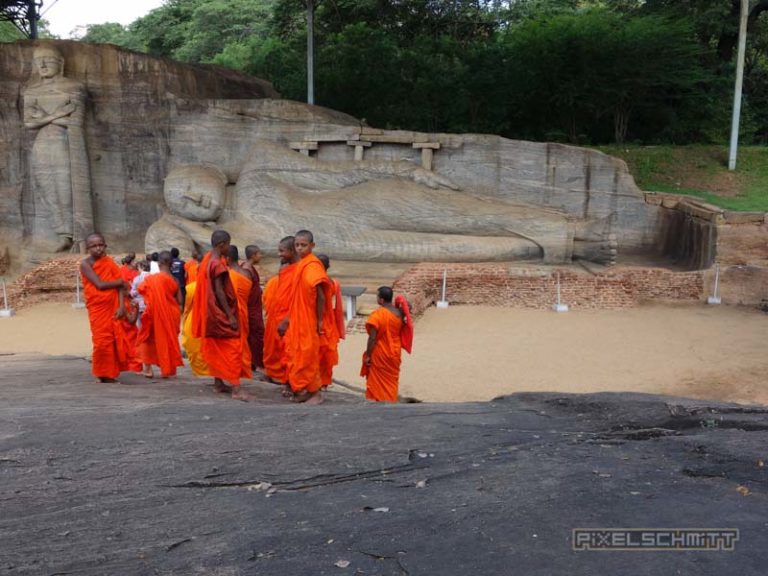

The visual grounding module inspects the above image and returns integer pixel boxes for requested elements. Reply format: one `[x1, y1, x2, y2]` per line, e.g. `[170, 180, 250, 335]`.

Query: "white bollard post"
[707, 263, 722, 305]
[552, 272, 569, 313]
[0, 278, 15, 317]
[72, 273, 86, 309]
[436, 268, 449, 309]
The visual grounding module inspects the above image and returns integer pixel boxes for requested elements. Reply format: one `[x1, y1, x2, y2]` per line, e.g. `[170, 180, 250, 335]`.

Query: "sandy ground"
[1, 302, 766, 404]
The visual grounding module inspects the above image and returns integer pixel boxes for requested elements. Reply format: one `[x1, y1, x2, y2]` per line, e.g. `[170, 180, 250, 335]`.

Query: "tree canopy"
[72, 0, 768, 145]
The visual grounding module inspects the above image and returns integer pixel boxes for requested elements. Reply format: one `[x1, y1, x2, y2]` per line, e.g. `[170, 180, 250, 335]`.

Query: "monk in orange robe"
[192, 230, 251, 401]
[361, 286, 413, 402]
[242, 245, 265, 370]
[80, 233, 132, 383]
[120, 252, 139, 285]
[185, 249, 200, 284]
[226, 245, 253, 380]
[120, 295, 143, 374]
[181, 280, 209, 376]
[316, 254, 345, 388]
[282, 230, 333, 405]
[136, 250, 184, 378]
[262, 237, 299, 390]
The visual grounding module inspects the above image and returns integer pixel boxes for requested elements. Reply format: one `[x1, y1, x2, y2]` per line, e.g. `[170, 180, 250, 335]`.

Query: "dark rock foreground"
[1, 354, 766, 575]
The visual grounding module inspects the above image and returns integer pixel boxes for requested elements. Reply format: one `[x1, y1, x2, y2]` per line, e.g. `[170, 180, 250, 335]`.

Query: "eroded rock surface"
[0, 354, 765, 575]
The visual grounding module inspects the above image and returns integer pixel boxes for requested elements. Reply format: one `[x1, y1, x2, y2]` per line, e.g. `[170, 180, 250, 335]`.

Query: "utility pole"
[307, 0, 315, 105]
[728, 0, 749, 171]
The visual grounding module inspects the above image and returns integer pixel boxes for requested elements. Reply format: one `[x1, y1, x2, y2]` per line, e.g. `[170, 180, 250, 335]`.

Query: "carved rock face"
[164, 165, 227, 222]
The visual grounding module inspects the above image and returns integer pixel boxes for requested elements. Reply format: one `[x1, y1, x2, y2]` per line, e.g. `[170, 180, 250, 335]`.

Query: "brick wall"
[5, 255, 98, 310]
[394, 263, 704, 315]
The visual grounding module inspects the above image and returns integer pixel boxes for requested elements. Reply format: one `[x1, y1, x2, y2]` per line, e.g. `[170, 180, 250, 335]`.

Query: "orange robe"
[262, 265, 298, 383]
[121, 264, 139, 286]
[185, 259, 199, 284]
[319, 278, 345, 386]
[229, 269, 253, 380]
[136, 272, 184, 377]
[181, 281, 210, 376]
[120, 297, 143, 373]
[192, 252, 243, 385]
[81, 256, 131, 380]
[362, 307, 405, 402]
[285, 254, 332, 394]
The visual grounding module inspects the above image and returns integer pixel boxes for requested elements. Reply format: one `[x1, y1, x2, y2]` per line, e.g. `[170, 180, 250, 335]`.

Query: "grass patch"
[597, 145, 768, 212]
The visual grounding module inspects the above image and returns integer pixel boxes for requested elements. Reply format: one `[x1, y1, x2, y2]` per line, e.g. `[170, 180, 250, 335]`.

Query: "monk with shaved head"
[193, 230, 251, 401]
[280, 230, 334, 404]
[80, 233, 131, 383]
[263, 236, 299, 396]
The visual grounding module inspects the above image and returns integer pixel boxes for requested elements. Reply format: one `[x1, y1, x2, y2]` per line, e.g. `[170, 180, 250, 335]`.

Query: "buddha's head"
[164, 165, 227, 222]
[32, 45, 65, 79]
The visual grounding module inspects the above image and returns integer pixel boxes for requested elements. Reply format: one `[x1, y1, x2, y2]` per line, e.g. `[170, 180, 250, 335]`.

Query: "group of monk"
[79, 229, 412, 404]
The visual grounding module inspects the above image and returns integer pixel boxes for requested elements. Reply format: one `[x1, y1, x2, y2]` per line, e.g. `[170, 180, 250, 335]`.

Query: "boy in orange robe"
[281, 230, 333, 405]
[120, 252, 139, 285]
[136, 250, 184, 378]
[226, 245, 253, 381]
[80, 233, 131, 383]
[262, 237, 298, 389]
[192, 230, 251, 401]
[243, 244, 265, 371]
[316, 254, 345, 388]
[120, 295, 143, 374]
[184, 249, 200, 284]
[361, 286, 413, 402]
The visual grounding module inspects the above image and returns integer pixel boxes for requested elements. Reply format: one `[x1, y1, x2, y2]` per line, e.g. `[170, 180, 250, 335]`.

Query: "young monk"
[192, 230, 251, 401]
[181, 274, 210, 376]
[226, 245, 253, 381]
[316, 254, 345, 389]
[136, 250, 184, 378]
[185, 249, 201, 284]
[361, 286, 413, 402]
[120, 252, 139, 285]
[262, 237, 299, 392]
[281, 230, 333, 405]
[120, 294, 143, 374]
[79, 233, 131, 383]
[242, 244, 265, 371]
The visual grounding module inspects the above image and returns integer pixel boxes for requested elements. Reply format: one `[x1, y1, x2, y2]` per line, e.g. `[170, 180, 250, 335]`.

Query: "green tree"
[503, 10, 711, 143]
[79, 22, 144, 50]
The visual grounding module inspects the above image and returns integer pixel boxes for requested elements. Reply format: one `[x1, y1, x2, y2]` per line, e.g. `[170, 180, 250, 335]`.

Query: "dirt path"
[1, 302, 766, 405]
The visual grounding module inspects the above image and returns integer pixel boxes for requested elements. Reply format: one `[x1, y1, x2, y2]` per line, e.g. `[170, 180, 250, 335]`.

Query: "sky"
[42, 0, 165, 38]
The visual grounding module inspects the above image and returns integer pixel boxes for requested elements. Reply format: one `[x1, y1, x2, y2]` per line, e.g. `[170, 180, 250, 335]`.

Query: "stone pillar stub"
[347, 140, 372, 161]
[413, 142, 440, 171]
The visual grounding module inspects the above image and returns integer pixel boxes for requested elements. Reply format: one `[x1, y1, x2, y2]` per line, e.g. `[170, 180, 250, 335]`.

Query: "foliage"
[503, 10, 713, 144]
[0, 20, 23, 41]
[79, 22, 144, 51]
[64, 0, 768, 145]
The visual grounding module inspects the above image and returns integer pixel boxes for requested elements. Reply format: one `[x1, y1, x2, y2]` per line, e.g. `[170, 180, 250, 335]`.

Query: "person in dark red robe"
[242, 244, 265, 371]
